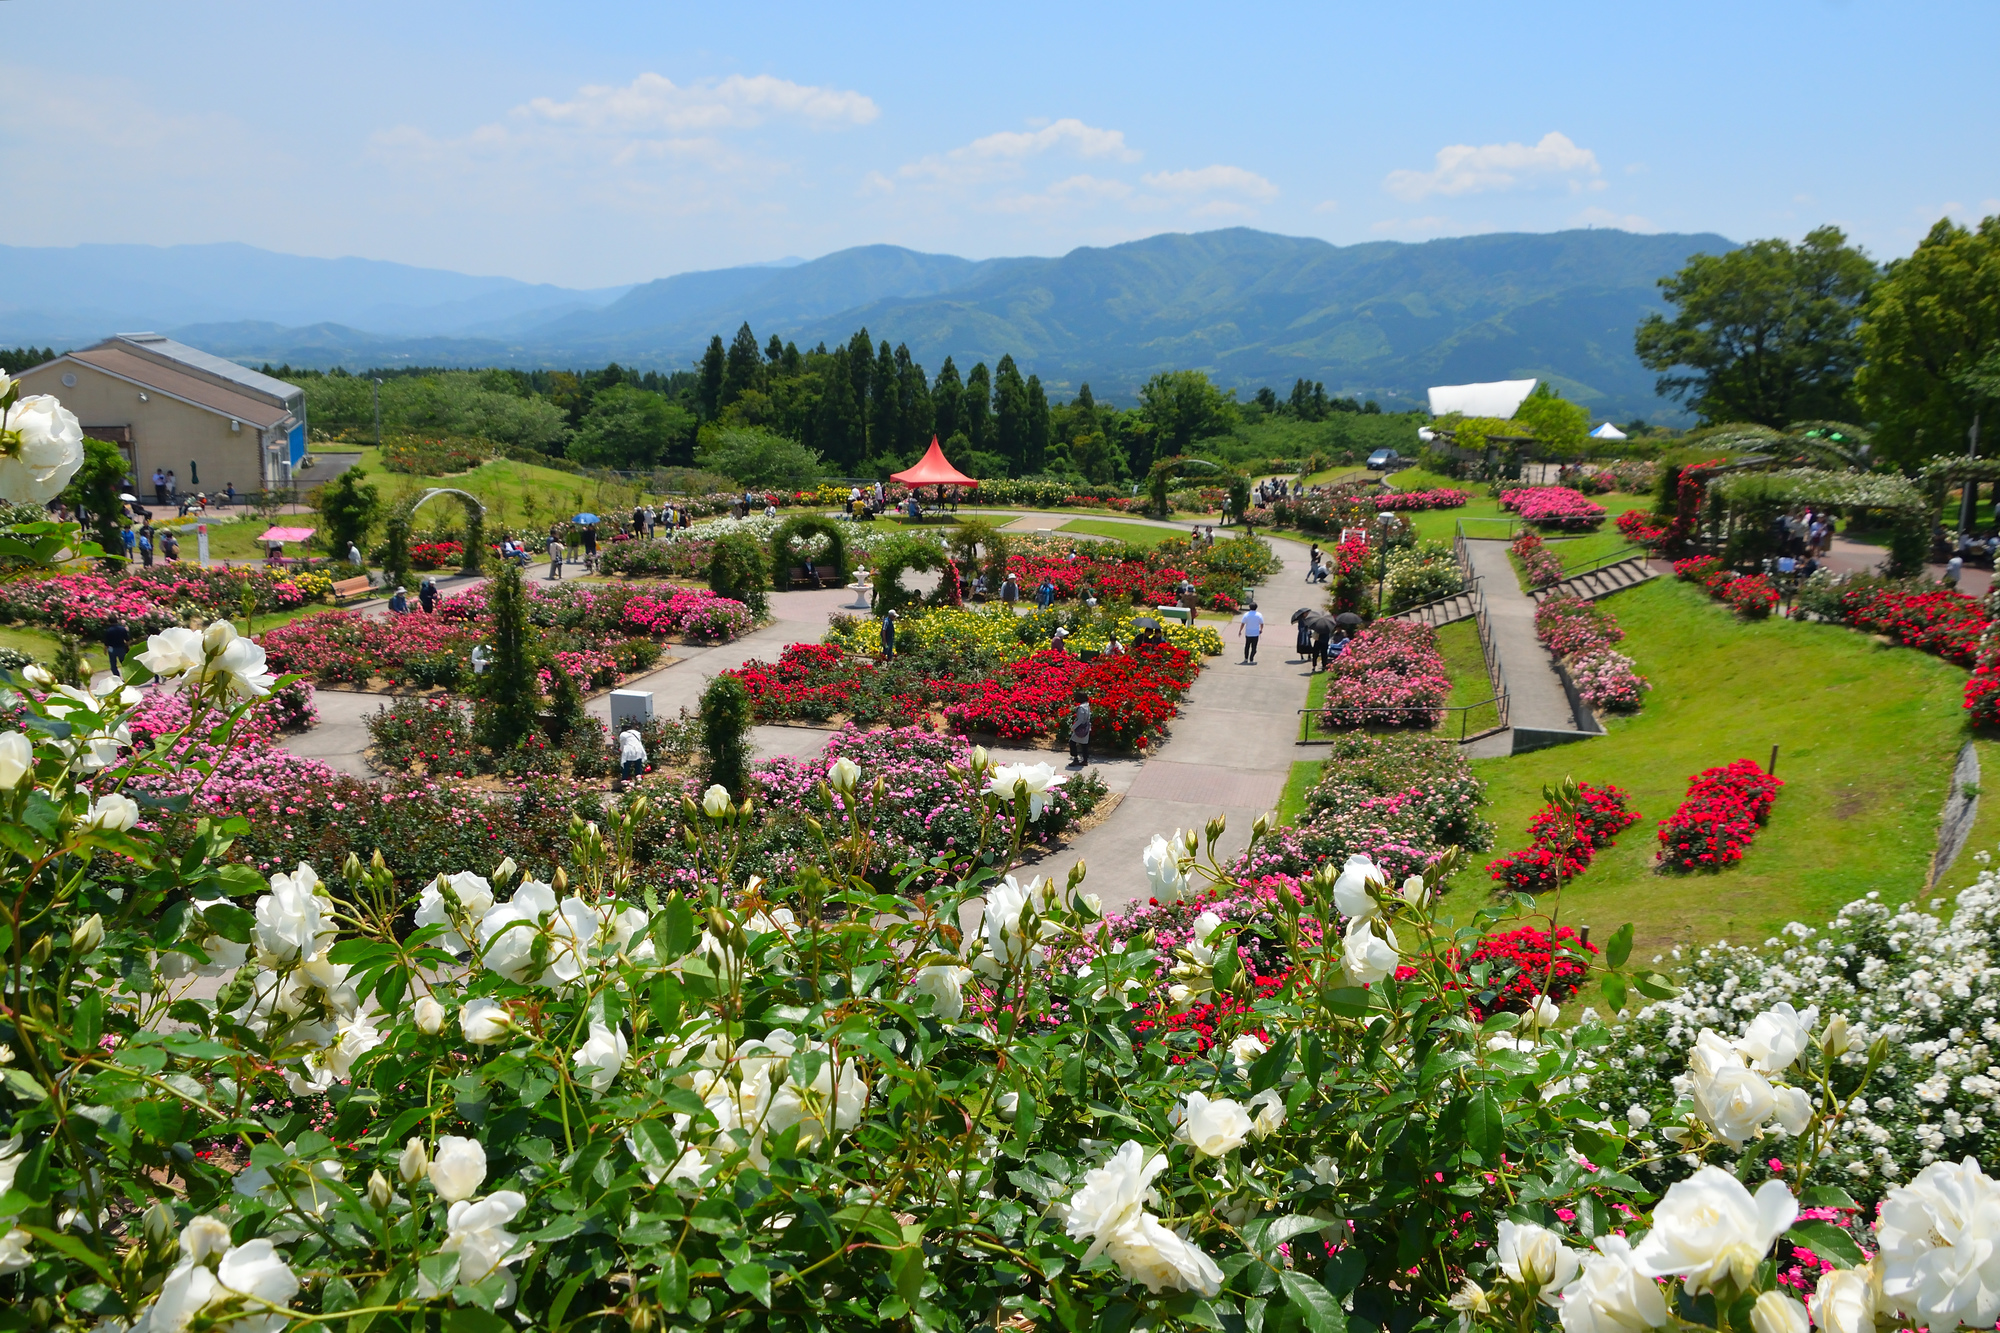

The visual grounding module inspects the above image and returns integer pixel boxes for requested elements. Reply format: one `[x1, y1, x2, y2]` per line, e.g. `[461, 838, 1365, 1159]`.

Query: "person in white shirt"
[618, 727, 647, 783]
[1237, 601, 1265, 664]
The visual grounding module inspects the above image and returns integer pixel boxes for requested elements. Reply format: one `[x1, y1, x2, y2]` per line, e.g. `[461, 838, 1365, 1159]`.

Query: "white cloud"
[522, 72, 877, 134]
[1384, 131, 1601, 201]
[1141, 164, 1277, 200]
[1313, 198, 1341, 214]
[890, 118, 1138, 188]
[990, 174, 1135, 215]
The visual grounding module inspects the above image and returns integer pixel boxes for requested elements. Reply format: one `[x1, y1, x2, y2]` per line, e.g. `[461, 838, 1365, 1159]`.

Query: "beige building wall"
[17, 361, 272, 493]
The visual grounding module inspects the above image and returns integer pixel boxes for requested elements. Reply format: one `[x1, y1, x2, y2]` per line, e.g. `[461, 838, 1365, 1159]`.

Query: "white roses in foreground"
[0, 390, 85, 503]
[1631, 1166, 1797, 1294]
[1173, 1092, 1252, 1158]
[1679, 1004, 1824, 1146]
[986, 761, 1066, 818]
[137, 1219, 299, 1333]
[138, 621, 276, 700]
[1062, 1141, 1223, 1297]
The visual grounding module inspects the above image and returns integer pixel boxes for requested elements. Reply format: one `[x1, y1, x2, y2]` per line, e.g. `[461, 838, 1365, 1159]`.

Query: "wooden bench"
[331, 575, 374, 600]
[788, 566, 846, 590]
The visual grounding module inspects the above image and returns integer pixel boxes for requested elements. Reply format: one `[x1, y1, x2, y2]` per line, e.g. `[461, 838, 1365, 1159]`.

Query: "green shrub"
[700, 671, 753, 796]
[707, 530, 770, 617]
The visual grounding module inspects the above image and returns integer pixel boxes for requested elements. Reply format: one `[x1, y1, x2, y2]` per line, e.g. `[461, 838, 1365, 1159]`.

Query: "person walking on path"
[1035, 577, 1055, 610]
[879, 608, 898, 660]
[151, 469, 166, 506]
[1000, 575, 1020, 612]
[1237, 601, 1264, 663]
[617, 726, 647, 786]
[101, 615, 130, 678]
[1947, 554, 1965, 588]
[138, 526, 154, 567]
[419, 577, 439, 614]
[547, 533, 564, 580]
[1067, 689, 1092, 769]
[1293, 609, 1314, 662]
[161, 530, 179, 563]
[581, 523, 598, 572]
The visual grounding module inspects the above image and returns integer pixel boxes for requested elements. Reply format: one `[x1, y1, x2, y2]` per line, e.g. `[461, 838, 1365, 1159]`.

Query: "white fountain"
[846, 567, 874, 609]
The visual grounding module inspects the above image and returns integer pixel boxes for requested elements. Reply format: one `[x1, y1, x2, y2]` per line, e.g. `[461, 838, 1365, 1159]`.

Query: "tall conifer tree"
[1024, 374, 1050, 475]
[721, 323, 764, 408]
[697, 336, 726, 420]
[933, 357, 964, 443]
[964, 362, 992, 453]
[993, 355, 1028, 474]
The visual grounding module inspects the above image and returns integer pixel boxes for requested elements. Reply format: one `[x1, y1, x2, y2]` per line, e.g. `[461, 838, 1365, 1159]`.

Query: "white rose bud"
[1771, 1085, 1814, 1135]
[1398, 874, 1429, 908]
[1819, 1014, 1857, 1056]
[398, 1136, 428, 1184]
[826, 757, 862, 795]
[70, 914, 105, 956]
[21, 665, 54, 689]
[701, 784, 732, 818]
[1750, 1291, 1810, 1333]
[366, 1169, 394, 1211]
[412, 996, 446, 1035]
[460, 997, 512, 1044]
[0, 732, 32, 790]
[82, 793, 140, 832]
[428, 1135, 486, 1203]
[997, 1091, 1019, 1122]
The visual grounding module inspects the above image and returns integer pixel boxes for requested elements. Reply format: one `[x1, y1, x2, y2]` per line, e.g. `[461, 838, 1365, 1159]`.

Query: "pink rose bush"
[1500, 485, 1607, 532]
[0, 565, 317, 636]
[1534, 594, 1649, 715]
[1318, 620, 1451, 730]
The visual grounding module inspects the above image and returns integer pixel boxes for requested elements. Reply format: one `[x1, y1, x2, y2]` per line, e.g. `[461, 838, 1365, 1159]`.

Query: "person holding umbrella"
[577, 513, 600, 570]
[1292, 608, 1315, 662]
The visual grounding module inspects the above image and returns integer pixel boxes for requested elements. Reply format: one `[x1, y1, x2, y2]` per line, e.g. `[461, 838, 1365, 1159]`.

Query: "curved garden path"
[275, 513, 1324, 910]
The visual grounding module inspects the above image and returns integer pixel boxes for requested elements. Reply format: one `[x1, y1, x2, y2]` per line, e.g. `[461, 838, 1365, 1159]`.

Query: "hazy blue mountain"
[0, 242, 631, 341]
[1, 229, 1737, 416]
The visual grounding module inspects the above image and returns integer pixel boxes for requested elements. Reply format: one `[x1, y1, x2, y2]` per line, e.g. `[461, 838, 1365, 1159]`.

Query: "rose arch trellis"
[382, 487, 486, 586]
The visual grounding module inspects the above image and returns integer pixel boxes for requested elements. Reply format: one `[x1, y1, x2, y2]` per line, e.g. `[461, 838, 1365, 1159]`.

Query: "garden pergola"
[1705, 467, 1930, 571]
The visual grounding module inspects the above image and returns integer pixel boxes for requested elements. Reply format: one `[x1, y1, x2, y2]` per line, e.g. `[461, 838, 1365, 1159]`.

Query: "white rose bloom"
[1186, 911, 1226, 967]
[1735, 1002, 1816, 1074]
[1877, 1156, 2000, 1329]
[1630, 1166, 1797, 1294]
[1142, 832, 1188, 903]
[1687, 1029, 1777, 1146]
[215, 1238, 300, 1332]
[1247, 1088, 1286, 1139]
[179, 1214, 233, 1265]
[1497, 1220, 1580, 1305]
[420, 1190, 530, 1307]
[986, 762, 1067, 819]
[82, 793, 140, 832]
[1808, 1264, 1879, 1333]
[1557, 1233, 1667, 1333]
[978, 875, 1044, 971]
[138, 627, 205, 679]
[475, 881, 557, 983]
[412, 996, 446, 1035]
[1228, 1033, 1268, 1070]
[1769, 1085, 1813, 1135]
[429, 1135, 487, 1203]
[912, 963, 973, 1019]
[571, 1021, 628, 1095]
[253, 869, 332, 966]
[1748, 1290, 1808, 1333]
[1332, 853, 1382, 922]
[0, 732, 32, 789]
[1173, 1091, 1253, 1158]
[1061, 1140, 1223, 1297]
[1626, 1106, 1651, 1132]
[460, 998, 512, 1044]
[0, 1138, 23, 1198]
[1529, 994, 1561, 1029]
[1340, 918, 1399, 987]
[413, 873, 495, 954]
[144, 1259, 220, 1333]
[0, 1228, 28, 1274]
[0, 393, 84, 503]
[185, 622, 275, 700]
[1398, 874, 1430, 908]
[700, 784, 732, 818]
[320, 1013, 383, 1081]
[826, 756, 862, 794]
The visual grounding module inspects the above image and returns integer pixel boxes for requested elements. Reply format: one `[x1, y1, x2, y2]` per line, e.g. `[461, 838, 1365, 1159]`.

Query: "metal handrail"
[1296, 698, 1508, 745]
[1385, 576, 1480, 625]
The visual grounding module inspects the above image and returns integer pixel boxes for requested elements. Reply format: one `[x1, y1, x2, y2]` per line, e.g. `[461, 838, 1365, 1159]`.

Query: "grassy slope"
[1448, 577, 1971, 956]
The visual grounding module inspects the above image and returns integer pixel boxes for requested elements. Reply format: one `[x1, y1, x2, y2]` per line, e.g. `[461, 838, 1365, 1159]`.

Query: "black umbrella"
[1303, 611, 1341, 635]
[1133, 616, 1161, 630]
[1335, 612, 1364, 628]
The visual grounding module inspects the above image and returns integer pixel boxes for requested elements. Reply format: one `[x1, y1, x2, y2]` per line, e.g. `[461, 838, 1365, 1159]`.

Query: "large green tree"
[568, 386, 695, 468]
[696, 336, 726, 421]
[315, 466, 381, 559]
[992, 355, 1029, 474]
[1635, 225, 1877, 427]
[963, 362, 992, 453]
[1856, 215, 2000, 469]
[696, 426, 828, 489]
[1512, 382, 1591, 455]
[721, 322, 765, 409]
[1138, 369, 1236, 469]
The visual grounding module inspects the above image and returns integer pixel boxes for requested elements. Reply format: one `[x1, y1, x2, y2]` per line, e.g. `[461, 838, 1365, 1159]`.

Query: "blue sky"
[6, 0, 1996, 288]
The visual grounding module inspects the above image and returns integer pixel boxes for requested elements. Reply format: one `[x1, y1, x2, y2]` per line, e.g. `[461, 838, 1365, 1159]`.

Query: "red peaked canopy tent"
[889, 436, 978, 514]
[890, 437, 978, 488]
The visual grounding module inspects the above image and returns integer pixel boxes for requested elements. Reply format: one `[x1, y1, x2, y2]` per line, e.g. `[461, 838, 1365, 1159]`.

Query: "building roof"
[890, 437, 979, 487]
[1426, 378, 1538, 419]
[106, 333, 302, 406]
[66, 345, 294, 429]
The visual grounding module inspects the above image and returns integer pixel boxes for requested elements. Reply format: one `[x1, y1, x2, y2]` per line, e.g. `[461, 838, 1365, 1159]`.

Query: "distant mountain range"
[0, 229, 1736, 417]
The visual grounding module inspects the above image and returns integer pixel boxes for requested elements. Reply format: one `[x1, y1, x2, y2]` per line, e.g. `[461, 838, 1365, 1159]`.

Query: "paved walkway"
[270, 513, 1323, 912]
[1461, 539, 1578, 738]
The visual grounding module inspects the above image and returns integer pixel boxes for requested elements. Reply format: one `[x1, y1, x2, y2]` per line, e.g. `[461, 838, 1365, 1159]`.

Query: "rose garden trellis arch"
[382, 487, 486, 586]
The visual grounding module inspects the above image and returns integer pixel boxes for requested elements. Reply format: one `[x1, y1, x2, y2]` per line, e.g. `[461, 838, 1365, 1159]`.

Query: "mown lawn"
[1058, 519, 1177, 549]
[1444, 577, 1973, 956]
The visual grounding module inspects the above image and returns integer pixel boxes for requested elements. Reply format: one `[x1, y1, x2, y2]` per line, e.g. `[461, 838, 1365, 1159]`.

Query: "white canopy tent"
[1588, 421, 1628, 440]
[1426, 378, 1538, 419]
